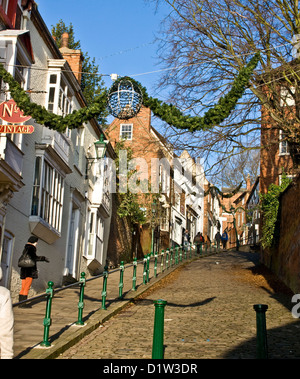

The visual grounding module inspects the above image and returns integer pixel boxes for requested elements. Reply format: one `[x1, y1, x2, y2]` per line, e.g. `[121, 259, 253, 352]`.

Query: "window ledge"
[29, 216, 61, 244]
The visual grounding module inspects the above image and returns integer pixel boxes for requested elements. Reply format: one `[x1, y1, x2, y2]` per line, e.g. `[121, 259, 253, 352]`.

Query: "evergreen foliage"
[260, 172, 292, 249]
[0, 52, 259, 133]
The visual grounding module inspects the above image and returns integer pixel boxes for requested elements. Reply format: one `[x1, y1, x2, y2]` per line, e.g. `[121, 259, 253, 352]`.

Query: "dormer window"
[46, 60, 74, 117]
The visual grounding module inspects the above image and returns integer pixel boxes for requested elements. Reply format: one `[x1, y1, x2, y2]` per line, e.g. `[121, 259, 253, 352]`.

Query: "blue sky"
[36, 0, 170, 97]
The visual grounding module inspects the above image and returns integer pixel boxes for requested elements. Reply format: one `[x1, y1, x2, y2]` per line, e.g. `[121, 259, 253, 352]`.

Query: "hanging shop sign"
[0, 99, 34, 133]
[0, 99, 32, 123]
[0, 124, 34, 134]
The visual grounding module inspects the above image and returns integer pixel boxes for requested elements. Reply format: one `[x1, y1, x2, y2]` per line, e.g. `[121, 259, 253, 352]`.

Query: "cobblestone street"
[57, 250, 300, 359]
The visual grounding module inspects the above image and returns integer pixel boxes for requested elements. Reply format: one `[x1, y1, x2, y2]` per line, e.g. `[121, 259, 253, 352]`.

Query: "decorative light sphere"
[107, 77, 143, 120]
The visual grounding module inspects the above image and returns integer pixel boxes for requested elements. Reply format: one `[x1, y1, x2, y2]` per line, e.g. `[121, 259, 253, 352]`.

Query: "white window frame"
[31, 156, 64, 233]
[46, 62, 74, 117]
[120, 124, 133, 140]
[279, 174, 294, 186]
[279, 130, 290, 155]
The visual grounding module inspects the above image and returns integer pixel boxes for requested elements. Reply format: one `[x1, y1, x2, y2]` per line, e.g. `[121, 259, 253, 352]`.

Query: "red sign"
[0, 124, 34, 134]
[0, 99, 32, 123]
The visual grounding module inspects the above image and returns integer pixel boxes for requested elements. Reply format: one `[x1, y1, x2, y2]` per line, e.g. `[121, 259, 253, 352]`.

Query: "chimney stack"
[59, 32, 84, 84]
[61, 32, 69, 48]
[246, 174, 251, 191]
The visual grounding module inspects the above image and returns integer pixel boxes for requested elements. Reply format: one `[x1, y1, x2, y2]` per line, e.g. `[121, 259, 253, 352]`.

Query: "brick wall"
[261, 174, 300, 293]
[260, 106, 296, 194]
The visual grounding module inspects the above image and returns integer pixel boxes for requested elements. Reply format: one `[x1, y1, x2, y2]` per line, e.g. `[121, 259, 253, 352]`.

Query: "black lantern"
[107, 77, 143, 119]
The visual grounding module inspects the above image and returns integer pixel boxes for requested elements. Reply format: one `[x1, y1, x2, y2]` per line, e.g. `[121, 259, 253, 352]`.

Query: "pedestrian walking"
[221, 230, 228, 249]
[194, 232, 204, 254]
[215, 231, 222, 250]
[18, 236, 49, 307]
[183, 229, 191, 249]
[0, 268, 14, 359]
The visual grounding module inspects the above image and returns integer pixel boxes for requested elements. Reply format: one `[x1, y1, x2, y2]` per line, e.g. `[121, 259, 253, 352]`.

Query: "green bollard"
[161, 250, 165, 272]
[132, 258, 137, 291]
[154, 252, 158, 277]
[119, 261, 125, 299]
[254, 304, 268, 359]
[101, 266, 108, 310]
[147, 254, 150, 283]
[40, 281, 54, 347]
[76, 272, 86, 326]
[170, 248, 173, 267]
[179, 246, 182, 262]
[152, 299, 167, 359]
[166, 249, 169, 269]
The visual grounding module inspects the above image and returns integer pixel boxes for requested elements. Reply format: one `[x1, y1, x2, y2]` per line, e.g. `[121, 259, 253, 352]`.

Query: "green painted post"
[119, 261, 125, 299]
[154, 252, 158, 277]
[132, 258, 137, 291]
[101, 266, 108, 310]
[143, 256, 147, 284]
[166, 249, 169, 269]
[76, 272, 86, 326]
[161, 250, 165, 272]
[170, 248, 173, 267]
[254, 304, 268, 359]
[189, 243, 192, 258]
[40, 281, 54, 347]
[147, 254, 150, 283]
[179, 246, 182, 262]
[152, 299, 167, 359]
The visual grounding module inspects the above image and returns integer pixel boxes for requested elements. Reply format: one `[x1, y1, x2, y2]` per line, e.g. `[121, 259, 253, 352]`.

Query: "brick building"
[106, 105, 205, 256]
[259, 63, 300, 194]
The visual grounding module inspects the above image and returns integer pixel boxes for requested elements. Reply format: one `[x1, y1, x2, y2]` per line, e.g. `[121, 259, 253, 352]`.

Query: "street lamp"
[94, 134, 108, 159]
[86, 134, 108, 178]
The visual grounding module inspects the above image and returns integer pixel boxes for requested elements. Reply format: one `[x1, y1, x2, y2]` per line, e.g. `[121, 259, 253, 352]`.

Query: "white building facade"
[0, 1, 113, 300]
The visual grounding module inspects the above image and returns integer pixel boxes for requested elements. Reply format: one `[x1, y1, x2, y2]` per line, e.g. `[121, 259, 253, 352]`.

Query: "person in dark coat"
[215, 231, 222, 250]
[19, 236, 49, 306]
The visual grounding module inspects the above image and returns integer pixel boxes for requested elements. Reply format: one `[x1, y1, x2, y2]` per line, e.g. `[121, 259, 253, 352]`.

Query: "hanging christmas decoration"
[107, 77, 143, 119]
[0, 52, 259, 132]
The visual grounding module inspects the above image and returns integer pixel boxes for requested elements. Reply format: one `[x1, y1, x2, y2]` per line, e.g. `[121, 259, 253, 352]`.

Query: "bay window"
[31, 156, 64, 234]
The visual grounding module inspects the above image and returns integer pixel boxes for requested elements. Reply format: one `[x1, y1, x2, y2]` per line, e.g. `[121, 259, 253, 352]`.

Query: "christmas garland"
[117, 52, 260, 132]
[0, 52, 259, 132]
[0, 63, 108, 132]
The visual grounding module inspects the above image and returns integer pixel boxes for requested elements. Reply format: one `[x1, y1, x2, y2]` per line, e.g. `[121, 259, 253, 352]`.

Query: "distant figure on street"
[221, 231, 228, 249]
[19, 236, 49, 307]
[194, 232, 204, 254]
[183, 229, 191, 249]
[0, 268, 14, 359]
[215, 231, 222, 250]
